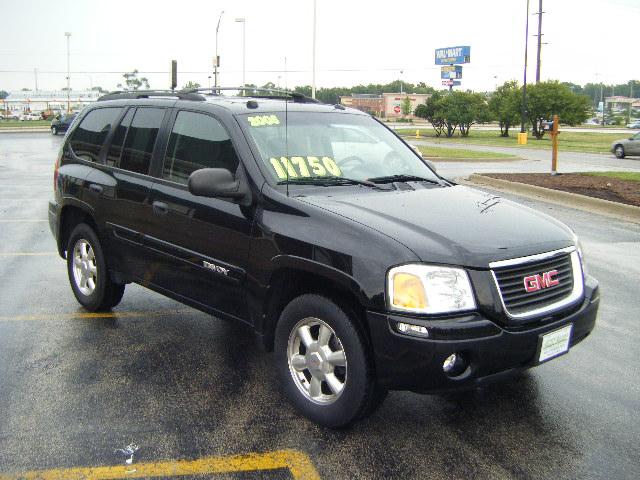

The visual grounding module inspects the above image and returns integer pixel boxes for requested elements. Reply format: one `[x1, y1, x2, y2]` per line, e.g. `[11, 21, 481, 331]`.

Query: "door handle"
[152, 201, 169, 215]
[88, 183, 103, 194]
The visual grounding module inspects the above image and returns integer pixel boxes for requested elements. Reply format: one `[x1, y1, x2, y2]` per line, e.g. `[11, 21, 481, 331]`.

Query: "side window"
[119, 107, 165, 174]
[162, 111, 240, 185]
[69, 108, 122, 162]
[106, 109, 133, 167]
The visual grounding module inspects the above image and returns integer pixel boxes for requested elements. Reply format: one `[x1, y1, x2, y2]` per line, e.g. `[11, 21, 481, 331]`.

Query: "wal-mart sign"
[435, 46, 471, 65]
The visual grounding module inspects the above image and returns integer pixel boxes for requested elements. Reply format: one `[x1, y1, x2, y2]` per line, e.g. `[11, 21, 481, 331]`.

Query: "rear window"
[69, 108, 122, 162]
[118, 108, 165, 174]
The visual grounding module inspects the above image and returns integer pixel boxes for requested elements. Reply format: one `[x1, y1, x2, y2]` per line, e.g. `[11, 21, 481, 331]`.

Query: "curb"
[0, 128, 50, 133]
[426, 156, 520, 163]
[461, 173, 640, 225]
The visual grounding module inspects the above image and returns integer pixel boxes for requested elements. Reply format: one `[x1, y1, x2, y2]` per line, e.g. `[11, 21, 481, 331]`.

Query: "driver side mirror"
[188, 168, 246, 199]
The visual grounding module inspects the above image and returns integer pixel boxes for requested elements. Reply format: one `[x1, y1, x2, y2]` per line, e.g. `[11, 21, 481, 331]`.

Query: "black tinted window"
[106, 109, 133, 167]
[69, 108, 121, 162]
[163, 111, 239, 184]
[119, 108, 164, 174]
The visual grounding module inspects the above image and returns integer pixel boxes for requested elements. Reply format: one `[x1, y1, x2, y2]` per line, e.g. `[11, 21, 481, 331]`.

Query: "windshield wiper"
[277, 176, 385, 189]
[366, 174, 441, 185]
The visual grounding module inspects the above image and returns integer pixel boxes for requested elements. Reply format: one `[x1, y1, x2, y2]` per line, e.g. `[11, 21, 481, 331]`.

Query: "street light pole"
[65, 32, 71, 113]
[520, 0, 530, 134]
[235, 18, 246, 88]
[214, 11, 224, 89]
[312, 0, 317, 99]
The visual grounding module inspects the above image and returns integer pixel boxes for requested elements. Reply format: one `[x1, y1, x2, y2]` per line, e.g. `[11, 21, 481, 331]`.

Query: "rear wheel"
[614, 145, 625, 159]
[275, 294, 385, 428]
[67, 223, 125, 311]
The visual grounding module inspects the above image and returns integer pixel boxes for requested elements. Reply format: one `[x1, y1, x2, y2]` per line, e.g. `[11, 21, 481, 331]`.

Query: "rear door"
[86, 106, 169, 280]
[145, 108, 253, 321]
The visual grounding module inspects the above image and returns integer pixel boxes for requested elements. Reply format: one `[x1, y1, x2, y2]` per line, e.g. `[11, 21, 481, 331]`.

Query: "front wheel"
[67, 223, 125, 311]
[274, 294, 385, 428]
[51, 126, 58, 135]
[614, 145, 625, 159]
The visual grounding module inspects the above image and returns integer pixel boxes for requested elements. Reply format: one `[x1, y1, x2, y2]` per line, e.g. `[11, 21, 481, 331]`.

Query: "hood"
[298, 185, 575, 269]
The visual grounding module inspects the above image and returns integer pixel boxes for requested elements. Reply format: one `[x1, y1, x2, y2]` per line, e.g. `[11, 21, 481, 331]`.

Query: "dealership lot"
[0, 133, 639, 479]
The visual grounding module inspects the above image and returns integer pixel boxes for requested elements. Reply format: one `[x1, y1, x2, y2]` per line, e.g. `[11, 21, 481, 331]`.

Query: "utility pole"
[535, 0, 543, 83]
[65, 32, 71, 113]
[34, 68, 38, 92]
[519, 0, 530, 142]
[214, 11, 224, 89]
[312, 0, 317, 99]
[235, 18, 246, 88]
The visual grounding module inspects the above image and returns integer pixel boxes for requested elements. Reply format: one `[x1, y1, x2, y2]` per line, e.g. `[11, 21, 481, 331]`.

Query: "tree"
[526, 81, 590, 139]
[91, 86, 108, 94]
[21, 88, 31, 91]
[414, 92, 446, 137]
[0, 90, 8, 99]
[488, 81, 521, 137]
[117, 70, 150, 91]
[182, 81, 201, 90]
[401, 96, 412, 116]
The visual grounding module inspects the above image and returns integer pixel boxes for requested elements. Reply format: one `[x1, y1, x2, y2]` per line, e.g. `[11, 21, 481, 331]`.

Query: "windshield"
[239, 112, 438, 184]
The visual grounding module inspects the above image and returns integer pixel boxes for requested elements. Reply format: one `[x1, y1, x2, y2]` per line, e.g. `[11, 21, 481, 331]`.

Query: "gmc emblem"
[523, 270, 559, 293]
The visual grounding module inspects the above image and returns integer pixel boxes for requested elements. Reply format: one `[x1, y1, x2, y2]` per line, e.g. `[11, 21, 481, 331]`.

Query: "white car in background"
[19, 112, 42, 121]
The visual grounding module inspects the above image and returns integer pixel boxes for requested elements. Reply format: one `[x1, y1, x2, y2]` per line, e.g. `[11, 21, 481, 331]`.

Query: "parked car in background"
[50, 113, 77, 135]
[626, 121, 640, 129]
[611, 132, 640, 158]
[19, 112, 43, 121]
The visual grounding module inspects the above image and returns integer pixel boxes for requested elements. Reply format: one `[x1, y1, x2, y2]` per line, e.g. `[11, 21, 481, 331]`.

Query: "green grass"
[417, 145, 517, 161]
[0, 120, 51, 128]
[582, 171, 640, 182]
[398, 128, 624, 154]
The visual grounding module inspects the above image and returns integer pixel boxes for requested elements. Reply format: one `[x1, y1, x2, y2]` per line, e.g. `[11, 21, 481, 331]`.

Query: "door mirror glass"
[188, 168, 244, 199]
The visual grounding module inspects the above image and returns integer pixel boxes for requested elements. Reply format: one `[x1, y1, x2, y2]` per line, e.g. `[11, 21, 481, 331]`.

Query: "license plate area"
[536, 324, 573, 363]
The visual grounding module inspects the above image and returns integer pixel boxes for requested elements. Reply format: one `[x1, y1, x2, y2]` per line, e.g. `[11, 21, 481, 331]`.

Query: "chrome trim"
[489, 246, 575, 269]
[490, 248, 584, 321]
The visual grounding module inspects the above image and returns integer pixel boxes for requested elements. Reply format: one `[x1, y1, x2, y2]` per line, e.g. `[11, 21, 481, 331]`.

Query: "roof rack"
[97, 90, 205, 102]
[183, 87, 320, 104]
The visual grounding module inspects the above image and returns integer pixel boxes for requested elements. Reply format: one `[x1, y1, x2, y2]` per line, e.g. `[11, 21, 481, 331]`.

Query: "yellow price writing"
[269, 156, 342, 179]
[247, 115, 280, 127]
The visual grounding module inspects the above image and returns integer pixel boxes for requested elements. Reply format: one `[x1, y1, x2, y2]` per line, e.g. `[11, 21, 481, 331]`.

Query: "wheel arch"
[259, 256, 372, 352]
[58, 202, 98, 259]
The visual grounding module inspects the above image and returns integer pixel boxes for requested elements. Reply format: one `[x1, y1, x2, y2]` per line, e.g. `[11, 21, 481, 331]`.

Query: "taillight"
[53, 151, 61, 191]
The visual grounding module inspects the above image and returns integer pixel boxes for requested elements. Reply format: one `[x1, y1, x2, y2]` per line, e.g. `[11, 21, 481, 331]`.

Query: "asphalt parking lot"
[0, 132, 639, 479]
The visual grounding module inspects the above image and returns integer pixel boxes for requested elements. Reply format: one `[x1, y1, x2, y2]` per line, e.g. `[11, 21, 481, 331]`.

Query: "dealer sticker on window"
[268, 156, 342, 179]
[538, 324, 572, 363]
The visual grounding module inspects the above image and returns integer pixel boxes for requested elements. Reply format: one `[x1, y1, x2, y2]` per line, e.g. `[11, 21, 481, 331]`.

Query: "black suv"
[49, 89, 599, 427]
[51, 113, 77, 135]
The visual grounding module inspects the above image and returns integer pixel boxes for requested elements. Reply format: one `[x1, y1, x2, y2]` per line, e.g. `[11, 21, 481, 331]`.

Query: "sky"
[1, 0, 639, 93]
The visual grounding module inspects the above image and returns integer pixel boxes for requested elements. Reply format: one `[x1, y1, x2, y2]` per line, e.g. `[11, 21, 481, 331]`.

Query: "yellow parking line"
[0, 309, 195, 322]
[0, 252, 57, 256]
[0, 449, 321, 480]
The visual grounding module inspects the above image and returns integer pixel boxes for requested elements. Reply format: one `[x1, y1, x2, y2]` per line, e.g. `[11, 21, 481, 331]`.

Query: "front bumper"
[366, 275, 599, 392]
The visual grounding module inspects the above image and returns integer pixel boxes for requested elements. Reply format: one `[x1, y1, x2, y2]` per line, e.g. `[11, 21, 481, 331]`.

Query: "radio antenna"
[285, 91, 289, 197]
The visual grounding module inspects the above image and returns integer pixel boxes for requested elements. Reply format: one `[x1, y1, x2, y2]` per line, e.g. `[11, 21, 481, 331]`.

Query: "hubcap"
[72, 239, 97, 296]
[287, 317, 347, 405]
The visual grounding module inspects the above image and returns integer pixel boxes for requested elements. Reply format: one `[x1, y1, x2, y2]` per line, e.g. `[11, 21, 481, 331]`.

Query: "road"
[388, 123, 638, 135]
[0, 132, 639, 479]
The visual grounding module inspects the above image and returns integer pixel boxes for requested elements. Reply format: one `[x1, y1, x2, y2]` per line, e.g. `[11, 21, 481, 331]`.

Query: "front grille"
[492, 251, 579, 318]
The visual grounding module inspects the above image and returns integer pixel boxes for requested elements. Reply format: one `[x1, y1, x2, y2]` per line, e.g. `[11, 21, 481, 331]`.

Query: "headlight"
[576, 239, 588, 277]
[387, 264, 476, 314]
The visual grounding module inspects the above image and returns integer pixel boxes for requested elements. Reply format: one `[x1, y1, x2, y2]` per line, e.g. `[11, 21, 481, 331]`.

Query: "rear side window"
[119, 108, 165, 174]
[162, 111, 240, 184]
[106, 109, 133, 167]
[69, 108, 122, 162]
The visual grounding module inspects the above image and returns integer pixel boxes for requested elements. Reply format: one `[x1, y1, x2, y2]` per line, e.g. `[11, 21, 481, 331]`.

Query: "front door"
[145, 109, 253, 321]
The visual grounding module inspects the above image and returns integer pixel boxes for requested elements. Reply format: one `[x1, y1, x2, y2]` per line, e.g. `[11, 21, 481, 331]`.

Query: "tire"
[274, 294, 385, 428]
[51, 126, 58, 135]
[66, 223, 125, 311]
[614, 145, 625, 159]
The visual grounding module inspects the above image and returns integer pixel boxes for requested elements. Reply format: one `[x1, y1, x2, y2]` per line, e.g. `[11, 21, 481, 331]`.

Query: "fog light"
[396, 322, 429, 338]
[443, 353, 466, 376]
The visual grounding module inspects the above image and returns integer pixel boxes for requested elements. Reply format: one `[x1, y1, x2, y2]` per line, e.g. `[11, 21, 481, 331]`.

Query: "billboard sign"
[442, 80, 461, 87]
[435, 46, 470, 65]
[440, 65, 463, 79]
